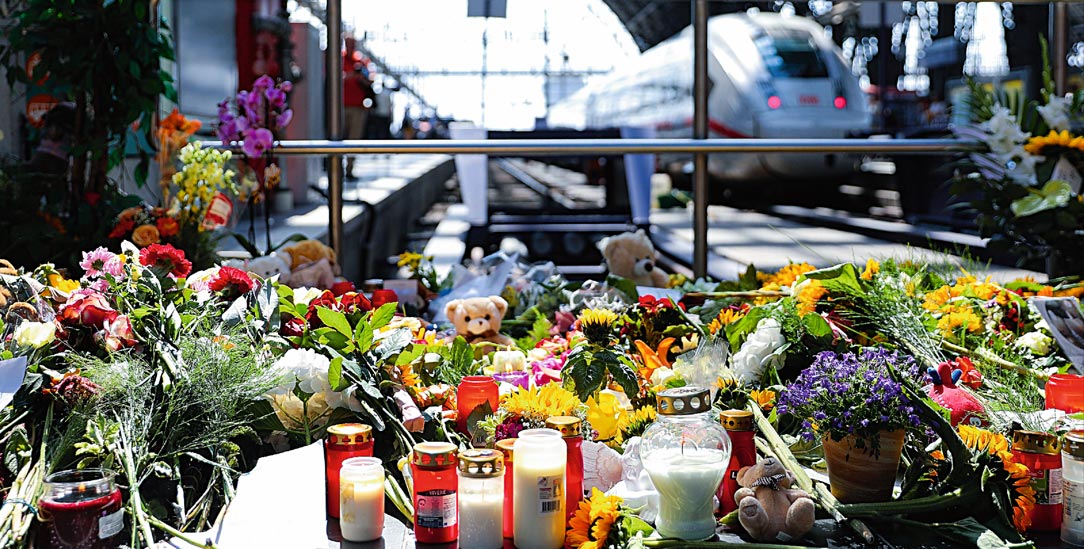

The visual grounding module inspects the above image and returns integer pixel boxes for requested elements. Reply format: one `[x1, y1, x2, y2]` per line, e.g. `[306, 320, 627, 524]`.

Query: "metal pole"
[692, 0, 709, 279]
[326, 0, 344, 261]
[1053, 2, 1068, 95]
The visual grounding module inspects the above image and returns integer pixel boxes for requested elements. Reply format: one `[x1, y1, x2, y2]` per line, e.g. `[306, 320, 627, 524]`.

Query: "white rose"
[1016, 331, 1053, 356]
[268, 348, 331, 396]
[13, 321, 56, 349]
[492, 350, 527, 373]
[268, 392, 330, 430]
[649, 366, 676, 387]
[292, 287, 323, 307]
[527, 348, 550, 363]
[730, 318, 786, 384]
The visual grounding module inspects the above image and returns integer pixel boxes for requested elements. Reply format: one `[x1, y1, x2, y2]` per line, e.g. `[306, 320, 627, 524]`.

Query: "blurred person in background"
[367, 85, 394, 140]
[343, 38, 373, 180]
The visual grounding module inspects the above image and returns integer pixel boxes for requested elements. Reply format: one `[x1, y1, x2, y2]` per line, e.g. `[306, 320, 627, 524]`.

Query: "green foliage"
[563, 347, 638, 401]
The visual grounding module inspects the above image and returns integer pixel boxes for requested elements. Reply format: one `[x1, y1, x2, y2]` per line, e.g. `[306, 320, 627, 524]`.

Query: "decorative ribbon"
[750, 473, 786, 490]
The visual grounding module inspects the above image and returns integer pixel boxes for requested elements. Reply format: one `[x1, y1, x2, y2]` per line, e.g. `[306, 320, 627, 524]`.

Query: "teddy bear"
[281, 240, 338, 290]
[281, 240, 336, 269]
[445, 296, 515, 354]
[734, 456, 815, 543]
[597, 229, 669, 287]
[246, 253, 292, 285]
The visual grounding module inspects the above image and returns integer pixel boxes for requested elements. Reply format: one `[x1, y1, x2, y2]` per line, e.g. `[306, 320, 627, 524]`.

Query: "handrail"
[203, 138, 984, 156]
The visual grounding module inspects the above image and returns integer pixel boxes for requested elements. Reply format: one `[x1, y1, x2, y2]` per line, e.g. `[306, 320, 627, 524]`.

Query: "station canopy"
[602, 0, 781, 51]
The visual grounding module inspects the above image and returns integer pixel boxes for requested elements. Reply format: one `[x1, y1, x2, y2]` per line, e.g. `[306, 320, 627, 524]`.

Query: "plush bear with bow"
[734, 456, 815, 543]
[445, 296, 515, 354]
[597, 230, 669, 287]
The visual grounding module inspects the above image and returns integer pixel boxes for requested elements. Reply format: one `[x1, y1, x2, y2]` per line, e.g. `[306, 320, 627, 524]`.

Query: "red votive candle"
[718, 410, 756, 516]
[1012, 430, 1063, 531]
[456, 376, 499, 435]
[324, 423, 374, 518]
[546, 416, 584, 521]
[1046, 374, 1084, 414]
[39, 469, 124, 549]
[496, 438, 517, 538]
[411, 442, 459, 543]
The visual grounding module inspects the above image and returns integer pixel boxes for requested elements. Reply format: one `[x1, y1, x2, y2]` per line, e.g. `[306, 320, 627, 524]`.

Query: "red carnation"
[209, 266, 255, 295]
[139, 243, 192, 278]
[371, 289, 398, 310]
[109, 219, 135, 239]
[331, 280, 356, 296]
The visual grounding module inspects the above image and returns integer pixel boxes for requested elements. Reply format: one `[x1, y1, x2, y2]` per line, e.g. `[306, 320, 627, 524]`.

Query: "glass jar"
[513, 428, 567, 549]
[718, 409, 755, 517]
[324, 423, 373, 518]
[640, 386, 731, 541]
[1047, 374, 1084, 414]
[456, 376, 500, 435]
[39, 469, 124, 549]
[411, 441, 459, 543]
[1012, 430, 1063, 531]
[339, 457, 385, 542]
[457, 448, 505, 549]
[1062, 430, 1084, 546]
[495, 437, 517, 538]
[546, 415, 584, 521]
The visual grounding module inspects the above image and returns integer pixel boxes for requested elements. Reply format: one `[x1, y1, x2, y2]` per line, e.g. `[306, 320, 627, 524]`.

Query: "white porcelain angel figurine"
[581, 440, 624, 495]
[605, 436, 659, 523]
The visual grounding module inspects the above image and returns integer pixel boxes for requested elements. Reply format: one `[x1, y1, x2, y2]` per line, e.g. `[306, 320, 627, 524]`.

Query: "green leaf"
[622, 515, 655, 538]
[606, 274, 639, 302]
[355, 322, 375, 354]
[369, 302, 397, 330]
[802, 312, 832, 339]
[395, 344, 426, 367]
[1010, 179, 1073, 217]
[726, 307, 766, 351]
[465, 400, 494, 437]
[804, 262, 863, 295]
[375, 329, 412, 361]
[607, 360, 640, 399]
[564, 350, 604, 401]
[328, 357, 348, 391]
[317, 307, 351, 337]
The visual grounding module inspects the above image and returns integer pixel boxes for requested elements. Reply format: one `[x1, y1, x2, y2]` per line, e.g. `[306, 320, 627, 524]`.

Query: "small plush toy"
[445, 296, 515, 353]
[289, 259, 335, 289]
[281, 240, 336, 270]
[246, 253, 291, 285]
[926, 359, 986, 426]
[735, 456, 815, 543]
[597, 229, 669, 287]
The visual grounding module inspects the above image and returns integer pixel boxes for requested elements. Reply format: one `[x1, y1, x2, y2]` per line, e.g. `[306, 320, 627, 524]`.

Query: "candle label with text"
[537, 475, 563, 514]
[416, 489, 457, 528]
[99, 509, 124, 539]
[1029, 468, 1063, 504]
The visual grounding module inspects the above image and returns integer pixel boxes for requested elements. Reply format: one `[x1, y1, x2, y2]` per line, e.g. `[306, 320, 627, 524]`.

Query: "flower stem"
[940, 341, 1048, 381]
[644, 539, 822, 549]
[837, 488, 971, 517]
[143, 511, 218, 548]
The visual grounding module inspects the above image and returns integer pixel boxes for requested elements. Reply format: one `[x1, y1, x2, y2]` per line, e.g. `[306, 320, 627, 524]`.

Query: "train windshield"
[753, 29, 828, 79]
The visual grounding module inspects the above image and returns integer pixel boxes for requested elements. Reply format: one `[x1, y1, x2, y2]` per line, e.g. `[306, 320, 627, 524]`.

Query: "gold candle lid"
[412, 442, 458, 467]
[656, 386, 711, 416]
[545, 416, 582, 438]
[495, 438, 516, 460]
[326, 423, 372, 445]
[1062, 430, 1084, 459]
[1012, 430, 1061, 456]
[720, 410, 753, 431]
[457, 448, 504, 478]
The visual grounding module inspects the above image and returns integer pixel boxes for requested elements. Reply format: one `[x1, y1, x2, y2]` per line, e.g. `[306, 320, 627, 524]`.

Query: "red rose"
[209, 266, 255, 294]
[281, 316, 307, 338]
[138, 243, 192, 278]
[97, 315, 136, 352]
[371, 289, 398, 310]
[339, 292, 372, 314]
[84, 192, 101, 207]
[305, 290, 340, 325]
[331, 280, 356, 296]
[109, 219, 135, 239]
[59, 290, 118, 327]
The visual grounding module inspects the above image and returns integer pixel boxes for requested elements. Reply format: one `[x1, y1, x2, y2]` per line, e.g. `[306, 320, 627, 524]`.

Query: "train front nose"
[754, 107, 862, 179]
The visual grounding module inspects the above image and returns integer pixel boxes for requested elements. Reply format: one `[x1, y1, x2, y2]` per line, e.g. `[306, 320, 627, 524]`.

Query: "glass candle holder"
[546, 415, 584, 521]
[411, 441, 459, 543]
[456, 376, 499, 434]
[513, 428, 567, 549]
[339, 457, 385, 542]
[324, 423, 374, 518]
[1062, 430, 1084, 546]
[640, 387, 731, 541]
[39, 469, 124, 549]
[1046, 374, 1084, 414]
[495, 438, 517, 538]
[1013, 430, 1063, 532]
[457, 449, 505, 549]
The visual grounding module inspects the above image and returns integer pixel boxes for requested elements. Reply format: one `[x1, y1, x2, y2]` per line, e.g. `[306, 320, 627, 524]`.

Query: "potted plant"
[777, 347, 922, 503]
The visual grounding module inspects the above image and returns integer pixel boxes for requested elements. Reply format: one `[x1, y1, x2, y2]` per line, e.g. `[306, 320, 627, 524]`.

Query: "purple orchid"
[242, 128, 274, 157]
[216, 77, 293, 151]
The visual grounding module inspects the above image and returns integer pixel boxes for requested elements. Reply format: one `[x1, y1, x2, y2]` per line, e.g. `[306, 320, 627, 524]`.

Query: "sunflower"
[502, 383, 582, 422]
[579, 308, 619, 345]
[707, 307, 746, 335]
[1023, 129, 1084, 156]
[956, 425, 1036, 532]
[750, 389, 776, 412]
[617, 405, 656, 439]
[566, 488, 623, 549]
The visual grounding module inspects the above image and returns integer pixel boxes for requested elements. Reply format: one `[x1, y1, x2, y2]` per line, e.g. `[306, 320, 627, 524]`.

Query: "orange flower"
[750, 389, 776, 411]
[708, 307, 746, 335]
[633, 338, 674, 381]
[156, 216, 180, 238]
[957, 425, 1037, 532]
[860, 259, 879, 280]
[796, 279, 828, 316]
[132, 224, 161, 247]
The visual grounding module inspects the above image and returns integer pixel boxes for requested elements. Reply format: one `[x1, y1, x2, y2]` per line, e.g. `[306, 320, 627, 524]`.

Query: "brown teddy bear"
[734, 456, 815, 543]
[445, 296, 515, 354]
[280, 240, 337, 289]
[597, 230, 669, 287]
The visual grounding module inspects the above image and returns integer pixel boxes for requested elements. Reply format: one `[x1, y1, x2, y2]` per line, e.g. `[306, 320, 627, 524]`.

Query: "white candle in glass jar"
[457, 448, 504, 549]
[513, 429, 567, 549]
[339, 457, 385, 542]
[643, 448, 726, 541]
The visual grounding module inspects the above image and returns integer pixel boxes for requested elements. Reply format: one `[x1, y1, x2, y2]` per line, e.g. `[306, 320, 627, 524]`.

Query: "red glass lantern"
[39, 469, 124, 549]
[546, 416, 584, 522]
[324, 423, 374, 518]
[718, 410, 756, 516]
[496, 438, 517, 538]
[1046, 374, 1084, 414]
[1013, 430, 1063, 531]
[456, 376, 499, 435]
[411, 442, 459, 543]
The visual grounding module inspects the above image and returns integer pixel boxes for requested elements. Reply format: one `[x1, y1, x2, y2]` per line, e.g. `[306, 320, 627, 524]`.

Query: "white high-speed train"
[548, 12, 872, 183]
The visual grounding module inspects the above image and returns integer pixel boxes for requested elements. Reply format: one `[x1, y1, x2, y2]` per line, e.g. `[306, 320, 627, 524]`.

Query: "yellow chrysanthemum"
[397, 251, 426, 270]
[1024, 129, 1084, 156]
[750, 389, 776, 412]
[956, 425, 1036, 532]
[566, 488, 623, 549]
[796, 279, 828, 316]
[755, 282, 783, 305]
[502, 383, 582, 421]
[937, 310, 982, 336]
[860, 259, 880, 281]
[579, 308, 619, 345]
[708, 308, 746, 336]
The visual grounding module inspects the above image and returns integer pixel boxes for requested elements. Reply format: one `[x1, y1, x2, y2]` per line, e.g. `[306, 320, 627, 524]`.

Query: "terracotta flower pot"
[822, 429, 905, 503]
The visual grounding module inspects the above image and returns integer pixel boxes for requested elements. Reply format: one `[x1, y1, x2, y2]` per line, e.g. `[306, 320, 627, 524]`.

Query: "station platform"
[218, 154, 453, 282]
[651, 205, 1043, 281]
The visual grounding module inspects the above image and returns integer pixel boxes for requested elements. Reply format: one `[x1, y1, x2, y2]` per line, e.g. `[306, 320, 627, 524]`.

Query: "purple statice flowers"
[777, 347, 921, 443]
[217, 75, 293, 157]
